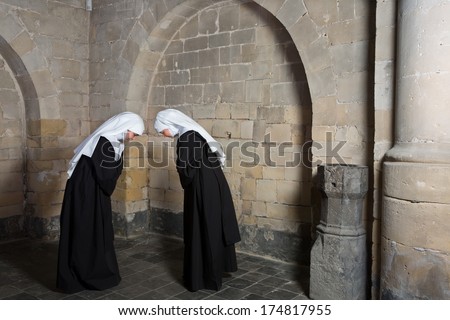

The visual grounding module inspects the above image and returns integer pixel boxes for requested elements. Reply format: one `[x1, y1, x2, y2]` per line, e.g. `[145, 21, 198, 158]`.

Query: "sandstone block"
[149, 169, 169, 189]
[199, 9, 218, 34]
[241, 178, 256, 200]
[219, 5, 239, 32]
[256, 179, 277, 202]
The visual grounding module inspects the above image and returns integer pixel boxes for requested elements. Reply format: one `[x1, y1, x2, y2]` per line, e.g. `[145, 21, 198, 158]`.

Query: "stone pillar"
[381, 0, 450, 299]
[310, 164, 368, 300]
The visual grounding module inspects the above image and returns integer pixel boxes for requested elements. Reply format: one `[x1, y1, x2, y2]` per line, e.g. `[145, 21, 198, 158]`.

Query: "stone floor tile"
[281, 281, 308, 294]
[135, 289, 171, 300]
[264, 288, 298, 300]
[62, 294, 88, 300]
[123, 270, 153, 283]
[0, 285, 23, 299]
[230, 267, 250, 277]
[241, 293, 269, 300]
[156, 282, 187, 298]
[23, 284, 52, 296]
[36, 290, 69, 300]
[173, 290, 210, 300]
[115, 284, 152, 299]
[0, 234, 310, 300]
[212, 287, 249, 300]
[226, 277, 254, 289]
[261, 276, 289, 287]
[241, 271, 270, 283]
[77, 289, 113, 299]
[255, 265, 283, 276]
[237, 261, 262, 271]
[3, 292, 38, 300]
[100, 292, 129, 300]
[140, 277, 172, 290]
[127, 260, 155, 272]
[291, 293, 310, 300]
[245, 283, 276, 296]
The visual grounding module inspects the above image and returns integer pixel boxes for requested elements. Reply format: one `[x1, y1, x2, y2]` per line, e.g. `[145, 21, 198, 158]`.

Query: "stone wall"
[147, 1, 313, 263]
[372, 0, 396, 298]
[0, 0, 89, 239]
[381, 0, 450, 299]
[5, 0, 446, 300]
[0, 56, 25, 240]
[0, 0, 376, 273]
[86, 0, 382, 293]
[89, 0, 151, 236]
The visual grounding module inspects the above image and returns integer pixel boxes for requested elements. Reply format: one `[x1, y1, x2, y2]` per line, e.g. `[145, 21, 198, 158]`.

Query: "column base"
[380, 238, 450, 299]
[382, 160, 450, 299]
[310, 231, 367, 299]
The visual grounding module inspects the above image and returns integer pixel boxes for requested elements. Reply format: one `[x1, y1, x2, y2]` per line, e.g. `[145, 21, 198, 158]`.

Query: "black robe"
[57, 136, 122, 293]
[176, 130, 241, 292]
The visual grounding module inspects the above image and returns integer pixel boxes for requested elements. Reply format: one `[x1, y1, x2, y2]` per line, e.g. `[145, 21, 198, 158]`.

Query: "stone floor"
[0, 233, 310, 300]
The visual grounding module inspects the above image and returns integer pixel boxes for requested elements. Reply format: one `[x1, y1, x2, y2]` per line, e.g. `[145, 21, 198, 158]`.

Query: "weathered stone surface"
[218, 5, 239, 32]
[0, 215, 24, 240]
[2, 0, 442, 303]
[239, 224, 312, 264]
[113, 211, 149, 239]
[310, 232, 367, 299]
[24, 215, 60, 240]
[380, 0, 450, 300]
[148, 207, 183, 238]
[310, 165, 368, 299]
[380, 238, 450, 299]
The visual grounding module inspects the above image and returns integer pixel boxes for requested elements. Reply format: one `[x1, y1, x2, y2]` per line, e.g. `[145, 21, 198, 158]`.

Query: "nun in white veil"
[67, 112, 145, 178]
[57, 112, 144, 293]
[154, 108, 226, 166]
[154, 108, 240, 292]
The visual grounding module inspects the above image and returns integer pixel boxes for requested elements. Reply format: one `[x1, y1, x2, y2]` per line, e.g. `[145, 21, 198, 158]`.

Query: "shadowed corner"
[0, 239, 59, 293]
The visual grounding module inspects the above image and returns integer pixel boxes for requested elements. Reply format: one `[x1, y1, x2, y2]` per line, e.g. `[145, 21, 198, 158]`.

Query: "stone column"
[381, 0, 450, 299]
[310, 164, 368, 300]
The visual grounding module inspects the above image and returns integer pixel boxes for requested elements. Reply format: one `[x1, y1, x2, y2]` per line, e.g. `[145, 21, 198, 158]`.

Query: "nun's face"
[161, 129, 173, 137]
[126, 130, 138, 141]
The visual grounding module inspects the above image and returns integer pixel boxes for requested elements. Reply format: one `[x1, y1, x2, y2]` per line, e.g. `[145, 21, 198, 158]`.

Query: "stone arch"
[0, 6, 64, 238]
[0, 34, 39, 239]
[121, 2, 340, 190]
[120, 0, 333, 261]
[254, 0, 335, 102]
[121, 1, 196, 118]
[123, 0, 336, 116]
[0, 35, 39, 124]
[120, 0, 338, 169]
[0, 7, 59, 121]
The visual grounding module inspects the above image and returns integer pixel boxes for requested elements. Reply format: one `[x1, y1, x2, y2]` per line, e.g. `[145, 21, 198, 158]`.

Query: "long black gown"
[176, 130, 241, 292]
[57, 136, 122, 293]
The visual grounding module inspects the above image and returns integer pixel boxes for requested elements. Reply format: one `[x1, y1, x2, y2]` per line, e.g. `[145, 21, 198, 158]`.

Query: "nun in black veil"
[154, 109, 241, 292]
[57, 112, 145, 293]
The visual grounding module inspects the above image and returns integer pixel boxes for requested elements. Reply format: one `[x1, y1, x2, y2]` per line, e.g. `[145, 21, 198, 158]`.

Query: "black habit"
[57, 136, 122, 293]
[176, 130, 241, 292]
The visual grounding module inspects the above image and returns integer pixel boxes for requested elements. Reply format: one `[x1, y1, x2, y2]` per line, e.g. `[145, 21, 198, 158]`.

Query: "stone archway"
[0, 5, 64, 239]
[0, 34, 39, 240]
[123, 0, 338, 121]
[120, 1, 348, 208]
[145, 0, 314, 264]
[122, 0, 347, 181]
[119, 0, 373, 285]
[118, 0, 338, 263]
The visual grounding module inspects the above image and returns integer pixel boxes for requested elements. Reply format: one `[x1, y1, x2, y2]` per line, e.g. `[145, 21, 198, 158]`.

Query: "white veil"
[154, 109, 226, 166]
[67, 112, 145, 178]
